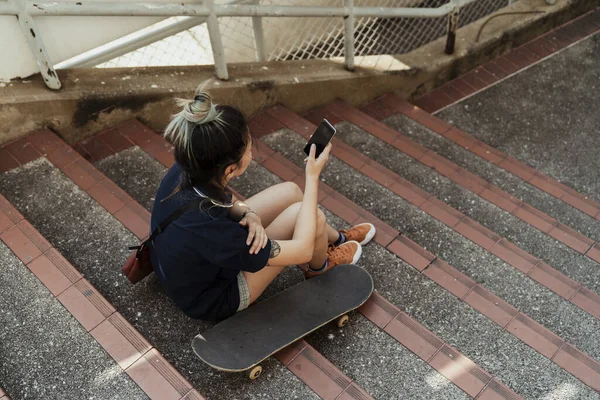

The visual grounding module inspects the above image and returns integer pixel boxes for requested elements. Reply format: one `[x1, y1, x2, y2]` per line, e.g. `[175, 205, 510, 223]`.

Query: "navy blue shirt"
[149, 164, 271, 320]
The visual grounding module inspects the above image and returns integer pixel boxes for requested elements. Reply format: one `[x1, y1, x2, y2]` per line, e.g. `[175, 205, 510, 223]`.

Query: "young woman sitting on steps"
[149, 82, 376, 321]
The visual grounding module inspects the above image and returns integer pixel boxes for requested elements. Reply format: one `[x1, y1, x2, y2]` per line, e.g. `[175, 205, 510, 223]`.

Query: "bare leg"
[258, 202, 328, 270]
[240, 182, 303, 227]
[241, 181, 339, 242]
[240, 182, 331, 303]
[325, 222, 339, 244]
[242, 202, 328, 303]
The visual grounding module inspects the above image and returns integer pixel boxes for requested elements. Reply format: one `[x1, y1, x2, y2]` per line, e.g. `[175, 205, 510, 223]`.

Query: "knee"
[316, 208, 327, 234]
[290, 201, 303, 214]
[283, 181, 303, 202]
[291, 202, 326, 234]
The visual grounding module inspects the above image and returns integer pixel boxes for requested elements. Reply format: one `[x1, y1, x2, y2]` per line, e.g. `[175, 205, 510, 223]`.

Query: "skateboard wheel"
[336, 315, 349, 328]
[249, 365, 262, 380]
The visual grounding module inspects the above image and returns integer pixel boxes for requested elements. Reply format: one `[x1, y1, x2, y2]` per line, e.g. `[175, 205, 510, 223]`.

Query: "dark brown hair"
[163, 81, 249, 201]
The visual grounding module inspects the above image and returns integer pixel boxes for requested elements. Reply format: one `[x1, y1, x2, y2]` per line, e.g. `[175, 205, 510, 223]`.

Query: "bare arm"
[228, 197, 251, 222]
[263, 144, 330, 267]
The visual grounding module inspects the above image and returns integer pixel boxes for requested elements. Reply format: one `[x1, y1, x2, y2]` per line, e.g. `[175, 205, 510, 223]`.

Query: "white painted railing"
[1, 0, 495, 90]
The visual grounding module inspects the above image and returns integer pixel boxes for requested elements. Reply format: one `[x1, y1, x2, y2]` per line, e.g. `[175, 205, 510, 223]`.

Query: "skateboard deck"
[192, 264, 373, 373]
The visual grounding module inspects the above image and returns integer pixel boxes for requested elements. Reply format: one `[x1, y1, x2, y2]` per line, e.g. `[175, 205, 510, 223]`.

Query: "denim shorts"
[237, 272, 250, 312]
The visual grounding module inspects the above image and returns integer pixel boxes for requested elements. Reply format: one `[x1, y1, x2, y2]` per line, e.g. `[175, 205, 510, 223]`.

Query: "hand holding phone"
[304, 119, 336, 158]
[305, 142, 332, 179]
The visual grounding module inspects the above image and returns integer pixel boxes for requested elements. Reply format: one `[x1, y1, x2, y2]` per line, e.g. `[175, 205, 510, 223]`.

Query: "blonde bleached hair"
[164, 80, 224, 161]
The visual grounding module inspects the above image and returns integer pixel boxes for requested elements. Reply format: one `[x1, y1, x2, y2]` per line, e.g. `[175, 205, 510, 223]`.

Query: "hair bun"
[174, 89, 220, 126]
[164, 80, 223, 155]
[194, 93, 209, 103]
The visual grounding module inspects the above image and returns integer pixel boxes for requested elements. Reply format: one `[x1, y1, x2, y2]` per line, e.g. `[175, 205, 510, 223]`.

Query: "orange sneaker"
[304, 241, 362, 278]
[340, 223, 376, 245]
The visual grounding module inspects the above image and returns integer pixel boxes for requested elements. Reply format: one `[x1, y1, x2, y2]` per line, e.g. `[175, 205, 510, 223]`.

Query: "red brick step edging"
[360, 293, 521, 399]
[0, 192, 204, 400]
[324, 97, 600, 258]
[299, 101, 600, 322]
[357, 8, 600, 223]
[3, 126, 374, 400]
[275, 340, 373, 400]
[372, 95, 600, 255]
[120, 119, 523, 399]
[248, 108, 600, 392]
[341, 98, 598, 256]
[408, 9, 600, 114]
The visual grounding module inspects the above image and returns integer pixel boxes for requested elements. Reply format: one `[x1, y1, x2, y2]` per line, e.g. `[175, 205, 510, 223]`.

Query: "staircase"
[0, 9, 599, 400]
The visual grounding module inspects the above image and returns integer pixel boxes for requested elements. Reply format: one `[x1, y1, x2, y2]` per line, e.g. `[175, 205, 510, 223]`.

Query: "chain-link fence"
[97, 17, 214, 68]
[96, 0, 511, 70]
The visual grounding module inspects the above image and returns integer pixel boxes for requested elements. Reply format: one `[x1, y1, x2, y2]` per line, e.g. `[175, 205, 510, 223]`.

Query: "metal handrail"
[56, 17, 208, 69]
[56, 0, 256, 69]
[2, 0, 469, 90]
[7, 1, 468, 17]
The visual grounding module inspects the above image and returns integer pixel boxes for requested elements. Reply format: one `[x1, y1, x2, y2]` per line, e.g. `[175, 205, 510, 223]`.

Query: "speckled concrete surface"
[0, 241, 147, 400]
[262, 128, 600, 397]
[436, 33, 600, 203]
[358, 244, 598, 399]
[230, 161, 285, 200]
[381, 115, 600, 243]
[95, 146, 167, 211]
[329, 121, 600, 358]
[0, 158, 320, 400]
[307, 314, 469, 399]
[264, 127, 600, 290]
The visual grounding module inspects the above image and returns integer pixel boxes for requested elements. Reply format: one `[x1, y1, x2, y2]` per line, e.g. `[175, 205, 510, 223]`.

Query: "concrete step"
[304, 100, 600, 320]
[384, 109, 600, 272]
[434, 31, 600, 206]
[95, 146, 165, 212]
[0, 196, 147, 400]
[0, 132, 322, 400]
[253, 108, 600, 397]
[363, 96, 600, 264]
[357, 12, 600, 225]
[315, 111, 600, 353]
[317, 100, 600, 297]
[84, 121, 507, 399]
[366, 95, 600, 245]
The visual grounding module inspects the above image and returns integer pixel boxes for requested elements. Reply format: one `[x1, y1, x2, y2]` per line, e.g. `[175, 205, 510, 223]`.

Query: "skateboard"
[192, 264, 373, 380]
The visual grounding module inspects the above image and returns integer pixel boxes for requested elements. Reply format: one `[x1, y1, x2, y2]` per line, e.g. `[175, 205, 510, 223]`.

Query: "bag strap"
[129, 198, 203, 251]
[150, 198, 203, 241]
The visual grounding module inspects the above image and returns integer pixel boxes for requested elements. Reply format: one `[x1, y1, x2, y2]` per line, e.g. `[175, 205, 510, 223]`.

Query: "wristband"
[241, 209, 257, 220]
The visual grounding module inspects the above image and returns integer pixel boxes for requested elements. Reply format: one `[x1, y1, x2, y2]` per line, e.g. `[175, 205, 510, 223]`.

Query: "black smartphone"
[303, 119, 336, 158]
